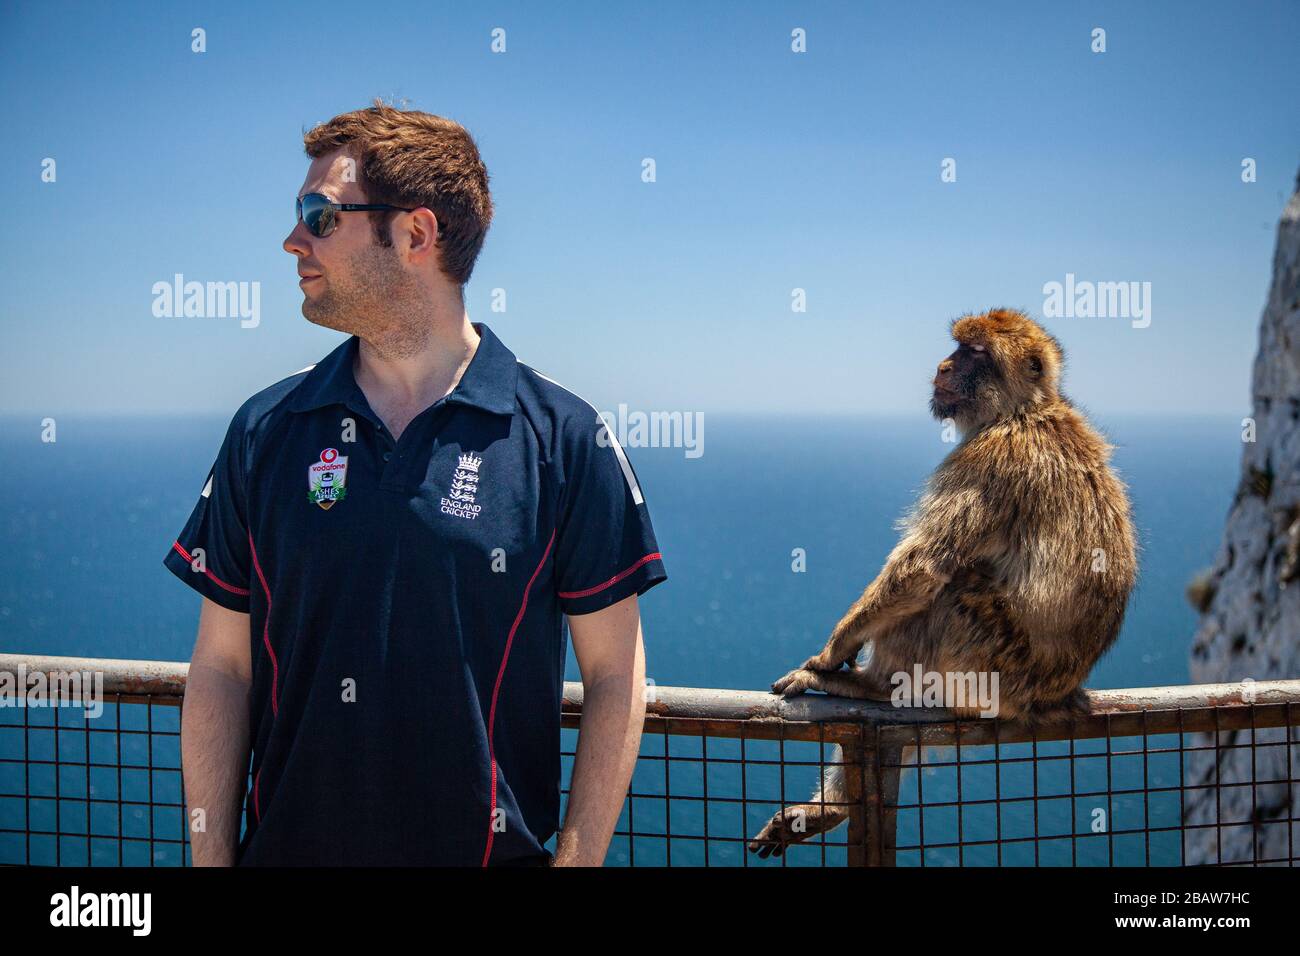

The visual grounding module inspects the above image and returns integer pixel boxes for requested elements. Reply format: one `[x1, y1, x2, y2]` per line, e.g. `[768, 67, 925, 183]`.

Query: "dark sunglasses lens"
[299, 194, 336, 236]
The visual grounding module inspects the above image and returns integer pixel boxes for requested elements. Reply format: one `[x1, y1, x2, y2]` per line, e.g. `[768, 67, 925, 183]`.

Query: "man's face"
[283, 149, 415, 335]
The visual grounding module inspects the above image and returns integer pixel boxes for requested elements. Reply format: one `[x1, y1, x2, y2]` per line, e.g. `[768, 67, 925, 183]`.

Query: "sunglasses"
[296, 192, 417, 238]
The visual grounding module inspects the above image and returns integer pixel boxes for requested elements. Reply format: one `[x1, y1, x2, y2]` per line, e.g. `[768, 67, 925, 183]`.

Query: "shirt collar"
[288, 322, 518, 417]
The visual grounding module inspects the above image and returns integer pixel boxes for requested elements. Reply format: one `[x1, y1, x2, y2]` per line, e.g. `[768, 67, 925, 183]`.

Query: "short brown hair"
[303, 101, 493, 285]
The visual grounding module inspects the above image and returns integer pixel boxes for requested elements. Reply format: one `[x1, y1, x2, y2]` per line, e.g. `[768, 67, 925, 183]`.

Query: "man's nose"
[284, 222, 312, 257]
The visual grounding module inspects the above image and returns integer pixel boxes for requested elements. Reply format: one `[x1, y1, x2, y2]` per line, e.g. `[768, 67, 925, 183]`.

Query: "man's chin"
[302, 300, 352, 334]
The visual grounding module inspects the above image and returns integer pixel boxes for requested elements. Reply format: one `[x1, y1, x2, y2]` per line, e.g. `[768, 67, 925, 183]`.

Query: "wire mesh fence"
[2, 655, 1298, 866]
[1, 693, 188, 866]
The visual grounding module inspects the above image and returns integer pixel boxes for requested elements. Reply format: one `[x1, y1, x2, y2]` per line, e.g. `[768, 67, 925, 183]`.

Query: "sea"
[0, 414, 1243, 866]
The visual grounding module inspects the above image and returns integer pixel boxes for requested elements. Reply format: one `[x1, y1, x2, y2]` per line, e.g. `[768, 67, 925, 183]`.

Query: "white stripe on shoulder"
[292, 364, 316, 376]
[521, 363, 644, 506]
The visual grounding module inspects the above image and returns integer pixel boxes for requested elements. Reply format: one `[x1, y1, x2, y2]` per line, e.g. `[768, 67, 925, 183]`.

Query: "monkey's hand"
[747, 803, 849, 858]
[771, 666, 820, 697]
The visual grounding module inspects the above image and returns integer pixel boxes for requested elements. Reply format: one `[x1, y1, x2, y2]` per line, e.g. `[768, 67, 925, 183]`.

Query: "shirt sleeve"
[162, 413, 253, 613]
[553, 412, 667, 615]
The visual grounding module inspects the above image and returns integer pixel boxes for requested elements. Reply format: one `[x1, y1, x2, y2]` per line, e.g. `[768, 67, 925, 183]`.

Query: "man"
[165, 103, 666, 866]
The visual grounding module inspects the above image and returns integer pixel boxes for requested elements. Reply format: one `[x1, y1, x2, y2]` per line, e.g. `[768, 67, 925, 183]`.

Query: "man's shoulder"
[225, 363, 317, 437]
[513, 360, 648, 510]
[514, 361, 595, 414]
[513, 362, 607, 441]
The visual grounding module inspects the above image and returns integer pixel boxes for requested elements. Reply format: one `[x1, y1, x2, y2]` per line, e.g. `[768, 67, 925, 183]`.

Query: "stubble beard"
[302, 240, 427, 356]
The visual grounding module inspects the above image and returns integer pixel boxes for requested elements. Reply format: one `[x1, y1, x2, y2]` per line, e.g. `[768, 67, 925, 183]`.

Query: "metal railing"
[2, 654, 1298, 866]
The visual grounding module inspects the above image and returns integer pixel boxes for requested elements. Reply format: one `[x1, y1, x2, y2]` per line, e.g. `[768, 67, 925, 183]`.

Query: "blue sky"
[1, 0, 1296, 417]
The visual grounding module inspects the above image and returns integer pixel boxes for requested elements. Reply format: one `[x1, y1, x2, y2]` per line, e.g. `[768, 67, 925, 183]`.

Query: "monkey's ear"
[1027, 355, 1044, 379]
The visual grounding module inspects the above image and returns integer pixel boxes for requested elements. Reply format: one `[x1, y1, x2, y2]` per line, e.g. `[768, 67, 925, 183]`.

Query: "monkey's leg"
[748, 751, 851, 858]
[798, 597, 874, 674]
[798, 567, 946, 676]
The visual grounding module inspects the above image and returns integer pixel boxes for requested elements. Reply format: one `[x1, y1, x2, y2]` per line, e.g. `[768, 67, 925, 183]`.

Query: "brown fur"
[748, 309, 1137, 858]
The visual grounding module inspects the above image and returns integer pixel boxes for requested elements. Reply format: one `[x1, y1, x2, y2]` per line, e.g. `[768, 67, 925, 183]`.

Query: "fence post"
[873, 738, 901, 866]
[843, 726, 901, 866]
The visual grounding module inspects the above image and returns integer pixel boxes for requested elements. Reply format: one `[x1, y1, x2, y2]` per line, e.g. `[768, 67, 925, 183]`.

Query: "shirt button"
[382, 452, 393, 462]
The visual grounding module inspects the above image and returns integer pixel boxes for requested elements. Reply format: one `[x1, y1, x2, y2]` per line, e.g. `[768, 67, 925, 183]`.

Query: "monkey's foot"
[773, 666, 892, 701]
[747, 803, 850, 858]
[771, 667, 820, 697]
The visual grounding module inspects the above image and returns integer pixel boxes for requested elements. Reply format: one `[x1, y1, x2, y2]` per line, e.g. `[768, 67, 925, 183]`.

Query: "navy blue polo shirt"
[163, 322, 666, 866]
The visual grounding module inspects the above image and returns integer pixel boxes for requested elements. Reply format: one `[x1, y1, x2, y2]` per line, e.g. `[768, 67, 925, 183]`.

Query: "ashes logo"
[308, 447, 348, 510]
[440, 452, 482, 520]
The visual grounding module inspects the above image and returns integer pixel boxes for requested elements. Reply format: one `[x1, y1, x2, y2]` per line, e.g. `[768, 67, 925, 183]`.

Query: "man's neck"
[353, 300, 481, 439]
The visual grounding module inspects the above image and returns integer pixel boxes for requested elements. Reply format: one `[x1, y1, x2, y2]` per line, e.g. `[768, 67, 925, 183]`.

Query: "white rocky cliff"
[1184, 171, 1300, 864]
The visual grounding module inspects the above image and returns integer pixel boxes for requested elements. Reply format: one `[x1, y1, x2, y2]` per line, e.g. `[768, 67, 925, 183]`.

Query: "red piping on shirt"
[248, 532, 279, 718]
[557, 552, 662, 600]
[248, 531, 278, 823]
[481, 527, 557, 867]
[171, 541, 252, 596]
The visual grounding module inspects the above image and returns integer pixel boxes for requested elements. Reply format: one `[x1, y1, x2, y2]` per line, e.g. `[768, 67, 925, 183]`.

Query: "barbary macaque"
[749, 309, 1137, 857]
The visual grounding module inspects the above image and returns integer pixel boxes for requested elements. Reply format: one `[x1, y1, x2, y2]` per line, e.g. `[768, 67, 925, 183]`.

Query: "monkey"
[748, 308, 1137, 858]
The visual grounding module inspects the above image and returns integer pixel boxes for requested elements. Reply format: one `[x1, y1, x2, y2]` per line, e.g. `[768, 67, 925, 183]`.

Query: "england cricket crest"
[308, 447, 349, 510]
[440, 451, 483, 520]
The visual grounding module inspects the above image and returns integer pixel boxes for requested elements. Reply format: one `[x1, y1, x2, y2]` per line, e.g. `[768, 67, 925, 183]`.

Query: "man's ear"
[403, 207, 441, 260]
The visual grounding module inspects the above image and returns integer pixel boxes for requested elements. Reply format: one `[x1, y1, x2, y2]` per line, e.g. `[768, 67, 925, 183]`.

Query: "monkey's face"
[930, 342, 996, 420]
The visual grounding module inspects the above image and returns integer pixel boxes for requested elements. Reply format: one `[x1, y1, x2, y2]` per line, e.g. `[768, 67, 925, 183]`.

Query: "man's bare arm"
[182, 597, 252, 866]
[554, 593, 646, 867]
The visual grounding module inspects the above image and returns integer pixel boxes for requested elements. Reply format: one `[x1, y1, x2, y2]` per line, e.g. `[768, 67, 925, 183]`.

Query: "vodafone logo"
[308, 448, 349, 510]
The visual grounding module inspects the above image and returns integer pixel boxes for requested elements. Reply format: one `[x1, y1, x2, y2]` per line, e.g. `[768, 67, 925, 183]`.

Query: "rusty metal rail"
[2, 654, 1298, 866]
